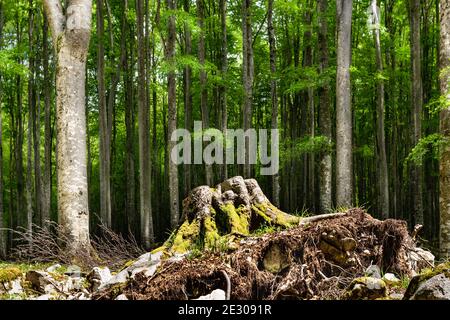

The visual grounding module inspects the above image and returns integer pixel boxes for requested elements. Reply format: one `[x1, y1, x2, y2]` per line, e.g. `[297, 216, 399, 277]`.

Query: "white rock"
[46, 264, 62, 273]
[7, 279, 23, 295]
[194, 289, 226, 300]
[115, 294, 128, 300]
[365, 265, 381, 279]
[34, 294, 53, 300]
[98, 269, 129, 291]
[87, 267, 112, 291]
[131, 265, 158, 279]
[382, 273, 401, 286]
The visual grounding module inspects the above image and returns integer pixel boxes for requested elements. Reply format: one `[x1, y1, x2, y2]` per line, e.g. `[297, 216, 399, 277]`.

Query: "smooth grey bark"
[124, 22, 136, 235]
[318, 0, 332, 213]
[43, 0, 92, 253]
[219, 0, 228, 181]
[335, 0, 353, 208]
[197, 0, 212, 186]
[26, 0, 34, 237]
[183, 0, 192, 195]
[242, 0, 254, 178]
[268, 0, 279, 207]
[167, 0, 179, 229]
[0, 0, 5, 258]
[42, 15, 52, 227]
[97, 0, 111, 228]
[136, 0, 154, 247]
[409, 0, 423, 225]
[371, 0, 389, 218]
[439, 0, 450, 258]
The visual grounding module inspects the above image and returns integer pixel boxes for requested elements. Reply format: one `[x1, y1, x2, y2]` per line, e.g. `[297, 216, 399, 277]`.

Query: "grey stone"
[194, 289, 226, 300]
[98, 269, 129, 291]
[346, 277, 387, 300]
[365, 265, 381, 279]
[87, 267, 112, 291]
[46, 264, 62, 273]
[412, 274, 450, 300]
[7, 279, 23, 295]
[407, 247, 435, 272]
[382, 273, 401, 286]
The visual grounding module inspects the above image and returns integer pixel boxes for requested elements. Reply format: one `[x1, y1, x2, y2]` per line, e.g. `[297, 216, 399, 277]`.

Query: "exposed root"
[108, 208, 417, 300]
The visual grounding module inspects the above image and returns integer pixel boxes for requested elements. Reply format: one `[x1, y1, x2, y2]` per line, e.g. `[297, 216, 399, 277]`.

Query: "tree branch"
[42, 0, 65, 44]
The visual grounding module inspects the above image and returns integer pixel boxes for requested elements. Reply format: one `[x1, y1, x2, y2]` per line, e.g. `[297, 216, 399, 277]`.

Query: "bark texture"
[439, 0, 450, 258]
[336, 0, 353, 207]
[318, 0, 332, 213]
[371, 0, 389, 218]
[137, 0, 154, 246]
[409, 0, 423, 225]
[43, 0, 92, 253]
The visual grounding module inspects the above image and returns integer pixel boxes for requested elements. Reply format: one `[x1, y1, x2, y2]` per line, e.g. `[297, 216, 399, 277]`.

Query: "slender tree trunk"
[336, 0, 353, 207]
[197, 0, 212, 185]
[183, 0, 192, 195]
[371, 0, 389, 218]
[242, 0, 254, 178]
[268, 0, 279, 207]
[43, 0, 92, 253]
[25, 0, 35, 242]
[409, 0, 424, 226]
[96, 0, 112, 228]
[42, 15, 52, 227]
[167, 0, 179, 229]
[136, 0, 154, 247]
[219, 0, 228, 181]
[318, 0, 332, 213]
[439, 0, 450, 258]
[0, 0, 5, 258]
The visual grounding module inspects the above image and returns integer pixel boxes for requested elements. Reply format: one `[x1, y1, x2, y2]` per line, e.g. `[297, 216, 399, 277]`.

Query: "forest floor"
[1, 207, 445, 300]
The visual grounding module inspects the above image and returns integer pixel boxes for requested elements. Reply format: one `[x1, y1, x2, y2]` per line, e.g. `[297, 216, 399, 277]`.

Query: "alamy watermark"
[170, 121, 279, 176]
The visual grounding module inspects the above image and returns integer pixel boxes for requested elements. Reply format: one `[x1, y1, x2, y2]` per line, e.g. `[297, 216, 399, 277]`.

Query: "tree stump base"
[159, 176, 301, 254]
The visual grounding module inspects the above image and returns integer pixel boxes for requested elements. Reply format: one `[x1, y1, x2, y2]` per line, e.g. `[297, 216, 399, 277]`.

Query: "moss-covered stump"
[159, 176, 302, 254]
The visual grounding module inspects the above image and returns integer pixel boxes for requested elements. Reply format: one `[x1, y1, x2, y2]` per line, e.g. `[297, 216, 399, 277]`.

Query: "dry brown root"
[111, 208, 417, 300]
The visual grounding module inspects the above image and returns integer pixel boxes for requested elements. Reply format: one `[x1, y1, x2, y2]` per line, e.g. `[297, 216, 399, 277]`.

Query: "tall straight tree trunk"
[167, 0, 179, 229]
[439, 0, 450, 258]
[15, 16, 25, 233]
[197, 0, 212, 185]
[318, 0, 332, 213]
[42, 15, 52, 226]
[335, 0, 353, 207]
[371, 0, 389, 219]
[183, 0, 192, 195]
[219, 0, 228, 181]
[268, 0, 279, 207]
[409, 0, 423, 225]
[304, 2, 314, 211]
[26, 0, 35, 239]
[0, 0, 5, 257]
[136, 0, 153, 247]
[242, 0, 254, 178]
[96, 0, 112, 228]
[43, 0, 92, 253]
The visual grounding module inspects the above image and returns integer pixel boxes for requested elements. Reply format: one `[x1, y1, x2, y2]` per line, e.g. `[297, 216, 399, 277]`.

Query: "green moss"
[204, 216, 221, 249]
[220, 203, 250, 235]
[253, 202, 301, 228]
[0, 267, 22, 283]
[171, 219, 201, 253]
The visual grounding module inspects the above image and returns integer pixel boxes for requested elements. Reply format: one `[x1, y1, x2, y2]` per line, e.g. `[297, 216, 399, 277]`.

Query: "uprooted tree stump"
[104, 207, 428, 300]
[158, 176, 344, 254]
